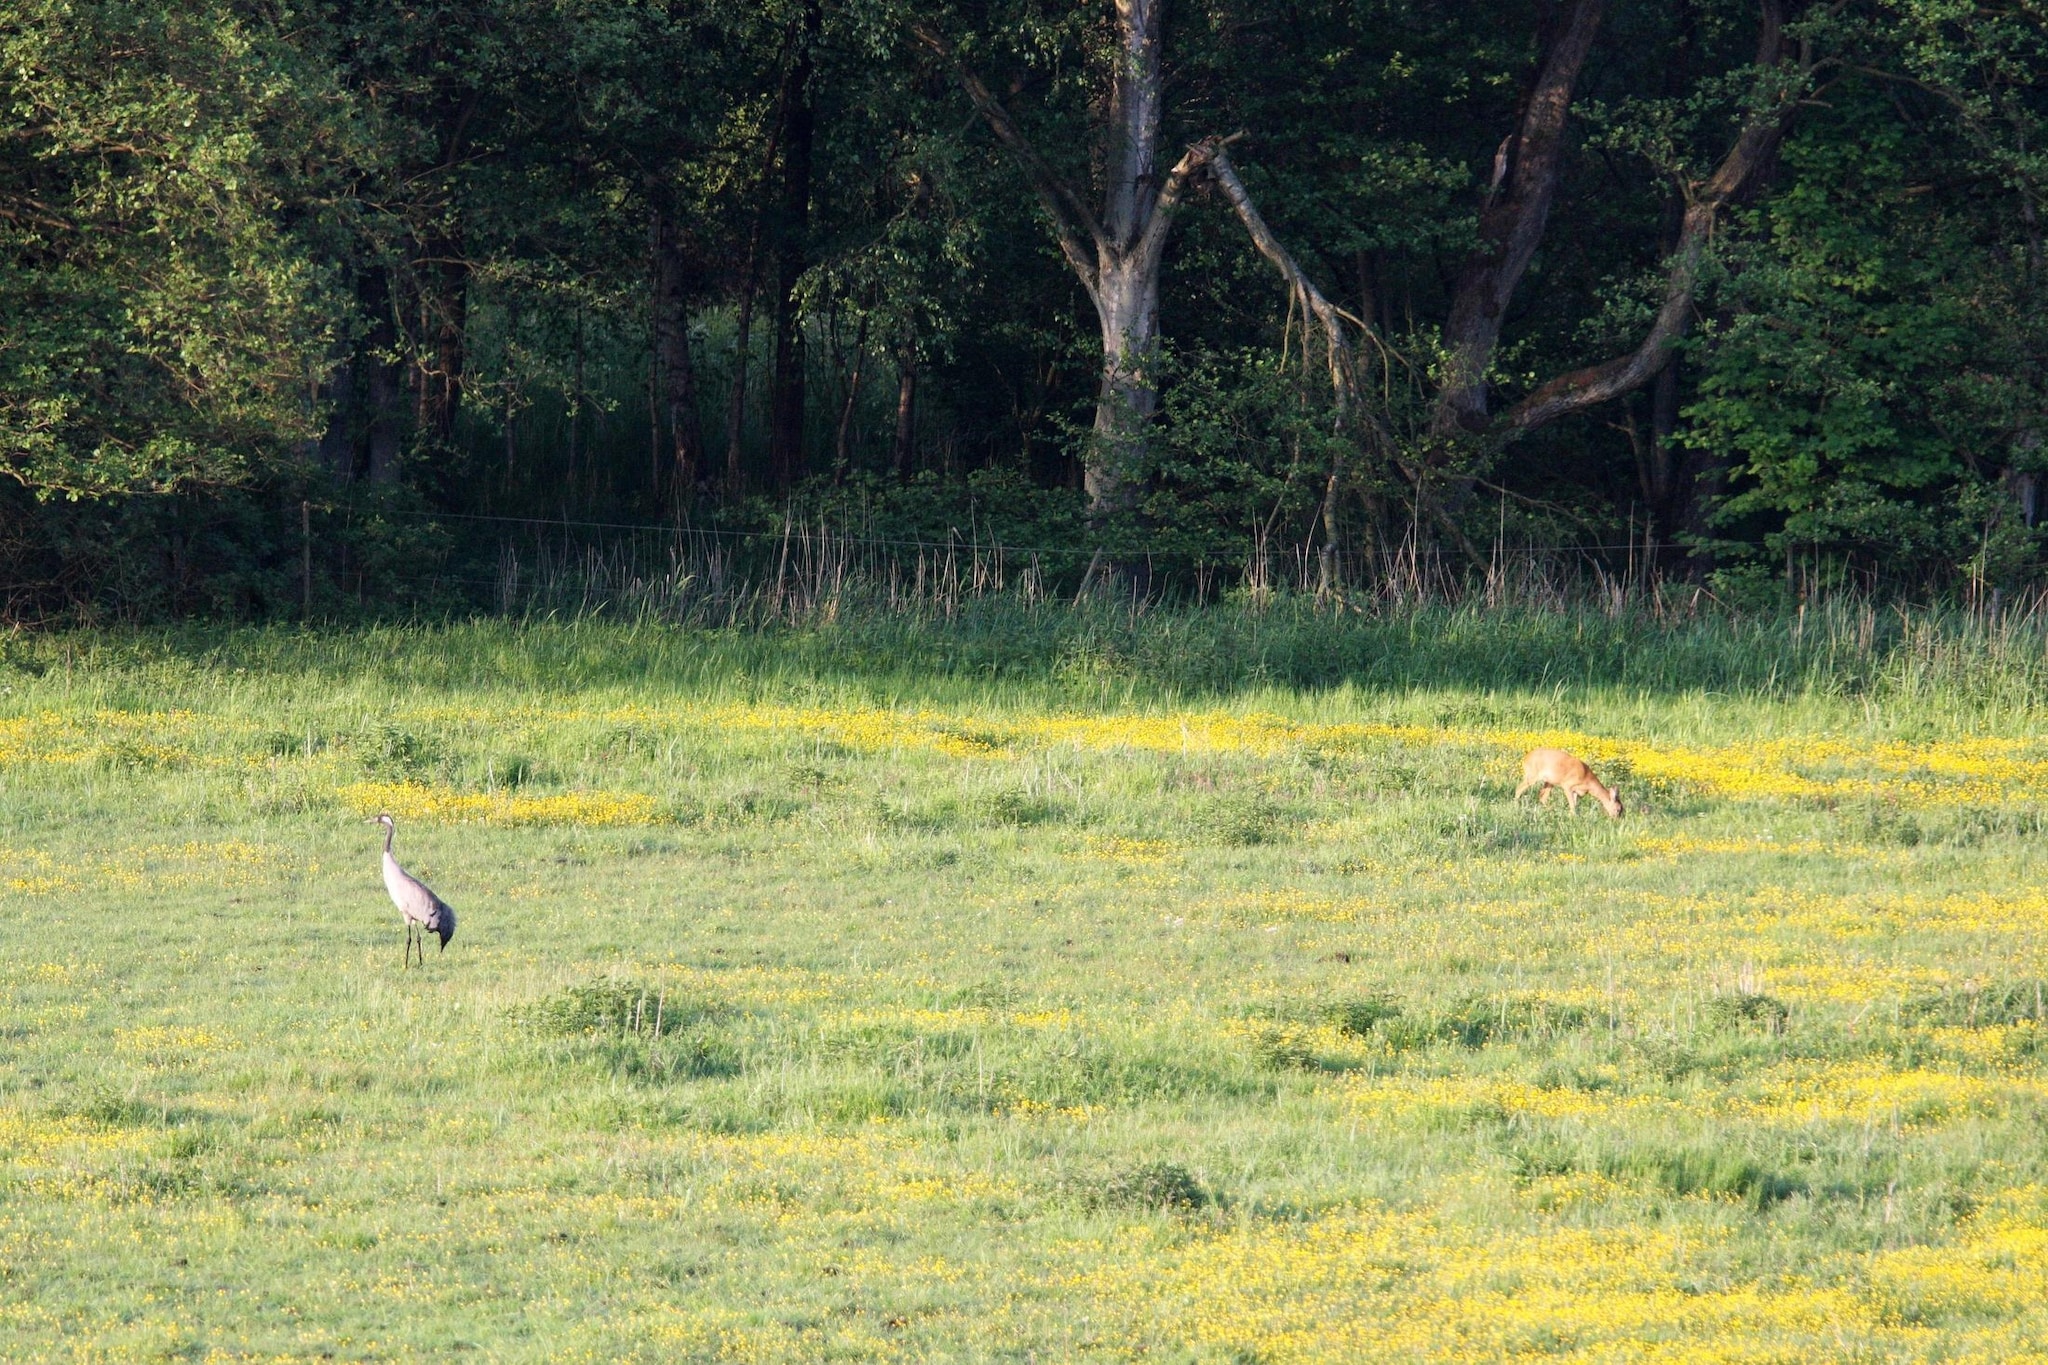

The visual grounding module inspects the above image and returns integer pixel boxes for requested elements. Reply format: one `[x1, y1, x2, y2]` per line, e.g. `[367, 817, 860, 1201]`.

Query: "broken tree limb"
[1206, 145, 1494, 575]
[1501, 0, 1801, 436]
[1432, 0, 1608, 438]
[1206, 145, 1359, 419]
[908, 21, 1105, 297]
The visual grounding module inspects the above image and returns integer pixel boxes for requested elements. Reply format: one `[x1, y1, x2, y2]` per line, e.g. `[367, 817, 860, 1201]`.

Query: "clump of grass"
[1703, 991, 1791, 1036]
[483, 754, 546, 788]
[1607, 1146, 1805, 1211]
[1194, 793, 1285, 846]
[972, 788, 1070, 827]
[1902, 978, 2048, 1029]
[1356, 993, 1597, 1051]
[1096, 1161, 1210, 1212]
[1324, 994, 1404, 1038]
[1512, 1132, 1806, 1212]
[69, 1089, 167, 1127]
[515, 979, 698, 1040]
[514, 980, 740, 1082]
[356, 722, 441, 779]
[1856, 802, 1924, 847]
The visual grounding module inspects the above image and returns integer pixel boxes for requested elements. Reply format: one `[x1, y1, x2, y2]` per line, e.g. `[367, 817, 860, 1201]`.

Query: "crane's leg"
[404, 923, 415, 969]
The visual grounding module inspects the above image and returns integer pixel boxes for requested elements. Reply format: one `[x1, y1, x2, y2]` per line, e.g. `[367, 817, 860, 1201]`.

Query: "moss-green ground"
[4, 618, 2048, 1361]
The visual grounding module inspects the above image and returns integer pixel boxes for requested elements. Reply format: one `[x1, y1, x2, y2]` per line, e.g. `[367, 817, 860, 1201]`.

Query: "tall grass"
[21, 565, 2048, 724]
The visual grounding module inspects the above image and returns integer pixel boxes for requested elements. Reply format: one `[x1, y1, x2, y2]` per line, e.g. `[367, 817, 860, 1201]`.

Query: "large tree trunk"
[892, 350, 917, 477]
[1086, 255, 1161, 513]
[412, 238, 467, 451]
[314, 270, 406, 485]
[724, 275, 757, 495]
[1080, 0, 1168, 519]
[365, 340, 402, 485]
[1431, 0, 1607, 442]
[914, 2, 1205, 524]
[651, 206, 706, 504]
[314, 355, 355, 479]
[343, 268, 405, 485]
[767, 0, 821, 493]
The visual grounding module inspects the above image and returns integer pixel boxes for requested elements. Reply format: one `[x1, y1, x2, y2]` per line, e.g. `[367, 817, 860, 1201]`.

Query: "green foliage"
[1683, 95, 1976, 563]
[1142, 348, 1353, 564]
[2, 0, 2046, 611]
[0, 2, 333, 497]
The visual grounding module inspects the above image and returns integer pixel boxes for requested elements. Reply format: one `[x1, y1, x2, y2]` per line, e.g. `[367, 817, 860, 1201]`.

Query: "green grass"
[5, 606, 2048, 1360]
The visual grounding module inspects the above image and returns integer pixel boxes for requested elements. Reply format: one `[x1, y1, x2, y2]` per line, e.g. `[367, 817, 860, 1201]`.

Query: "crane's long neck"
[382, 823, 395, 855]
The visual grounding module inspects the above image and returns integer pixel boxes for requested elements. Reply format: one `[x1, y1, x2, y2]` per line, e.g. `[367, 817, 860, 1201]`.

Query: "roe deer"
[1515, 748, 1623, 818]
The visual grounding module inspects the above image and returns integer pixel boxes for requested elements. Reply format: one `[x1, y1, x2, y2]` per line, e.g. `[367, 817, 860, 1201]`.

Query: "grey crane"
[372, 813, 456, 967]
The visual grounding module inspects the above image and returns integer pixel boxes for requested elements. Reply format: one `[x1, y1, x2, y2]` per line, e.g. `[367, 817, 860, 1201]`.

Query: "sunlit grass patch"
[7, 621, 2048, 1358]
[1078, 835, 1178, 864]
[338, 779, 665, 826]
[1065, 1196, 2048, 1363]
[0, 839, 298, 898]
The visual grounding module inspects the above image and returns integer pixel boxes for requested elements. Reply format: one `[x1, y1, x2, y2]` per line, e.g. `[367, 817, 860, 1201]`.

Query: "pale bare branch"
[909, 20, 1106, 294]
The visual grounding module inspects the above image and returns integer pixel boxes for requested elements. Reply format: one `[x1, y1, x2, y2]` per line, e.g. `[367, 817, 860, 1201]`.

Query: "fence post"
[301, 500, 312, 619]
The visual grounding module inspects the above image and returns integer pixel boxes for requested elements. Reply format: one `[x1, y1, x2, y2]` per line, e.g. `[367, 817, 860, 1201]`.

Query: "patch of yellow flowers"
[637, 701, 2048, 809]
[4, 699, 2044, 826]
[338, 780, 662, 827]
[0, 840, 295, 898]
[1067, 1189, 2048, 1363]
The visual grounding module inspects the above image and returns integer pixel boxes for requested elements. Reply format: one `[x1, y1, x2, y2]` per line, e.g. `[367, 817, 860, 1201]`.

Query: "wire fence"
[302, 499, 1800, 625]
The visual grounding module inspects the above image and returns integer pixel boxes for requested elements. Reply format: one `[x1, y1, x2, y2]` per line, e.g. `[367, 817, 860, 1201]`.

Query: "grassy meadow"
[6, 603, 2048, 1361]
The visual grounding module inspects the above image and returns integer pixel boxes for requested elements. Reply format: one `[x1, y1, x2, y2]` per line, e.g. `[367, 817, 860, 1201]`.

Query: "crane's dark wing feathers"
[424, 896, 455, 944]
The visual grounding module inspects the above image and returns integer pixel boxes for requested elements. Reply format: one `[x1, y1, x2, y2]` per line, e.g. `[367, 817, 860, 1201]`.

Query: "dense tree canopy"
[0, 0, 2041, 614]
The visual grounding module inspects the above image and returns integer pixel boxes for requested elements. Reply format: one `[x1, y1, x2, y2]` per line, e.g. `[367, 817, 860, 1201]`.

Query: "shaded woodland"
[0, 0, 2042, 616]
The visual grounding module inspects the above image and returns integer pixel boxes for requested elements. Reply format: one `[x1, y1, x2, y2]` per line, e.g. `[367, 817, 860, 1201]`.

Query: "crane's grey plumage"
[373, 813, 455, 967]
